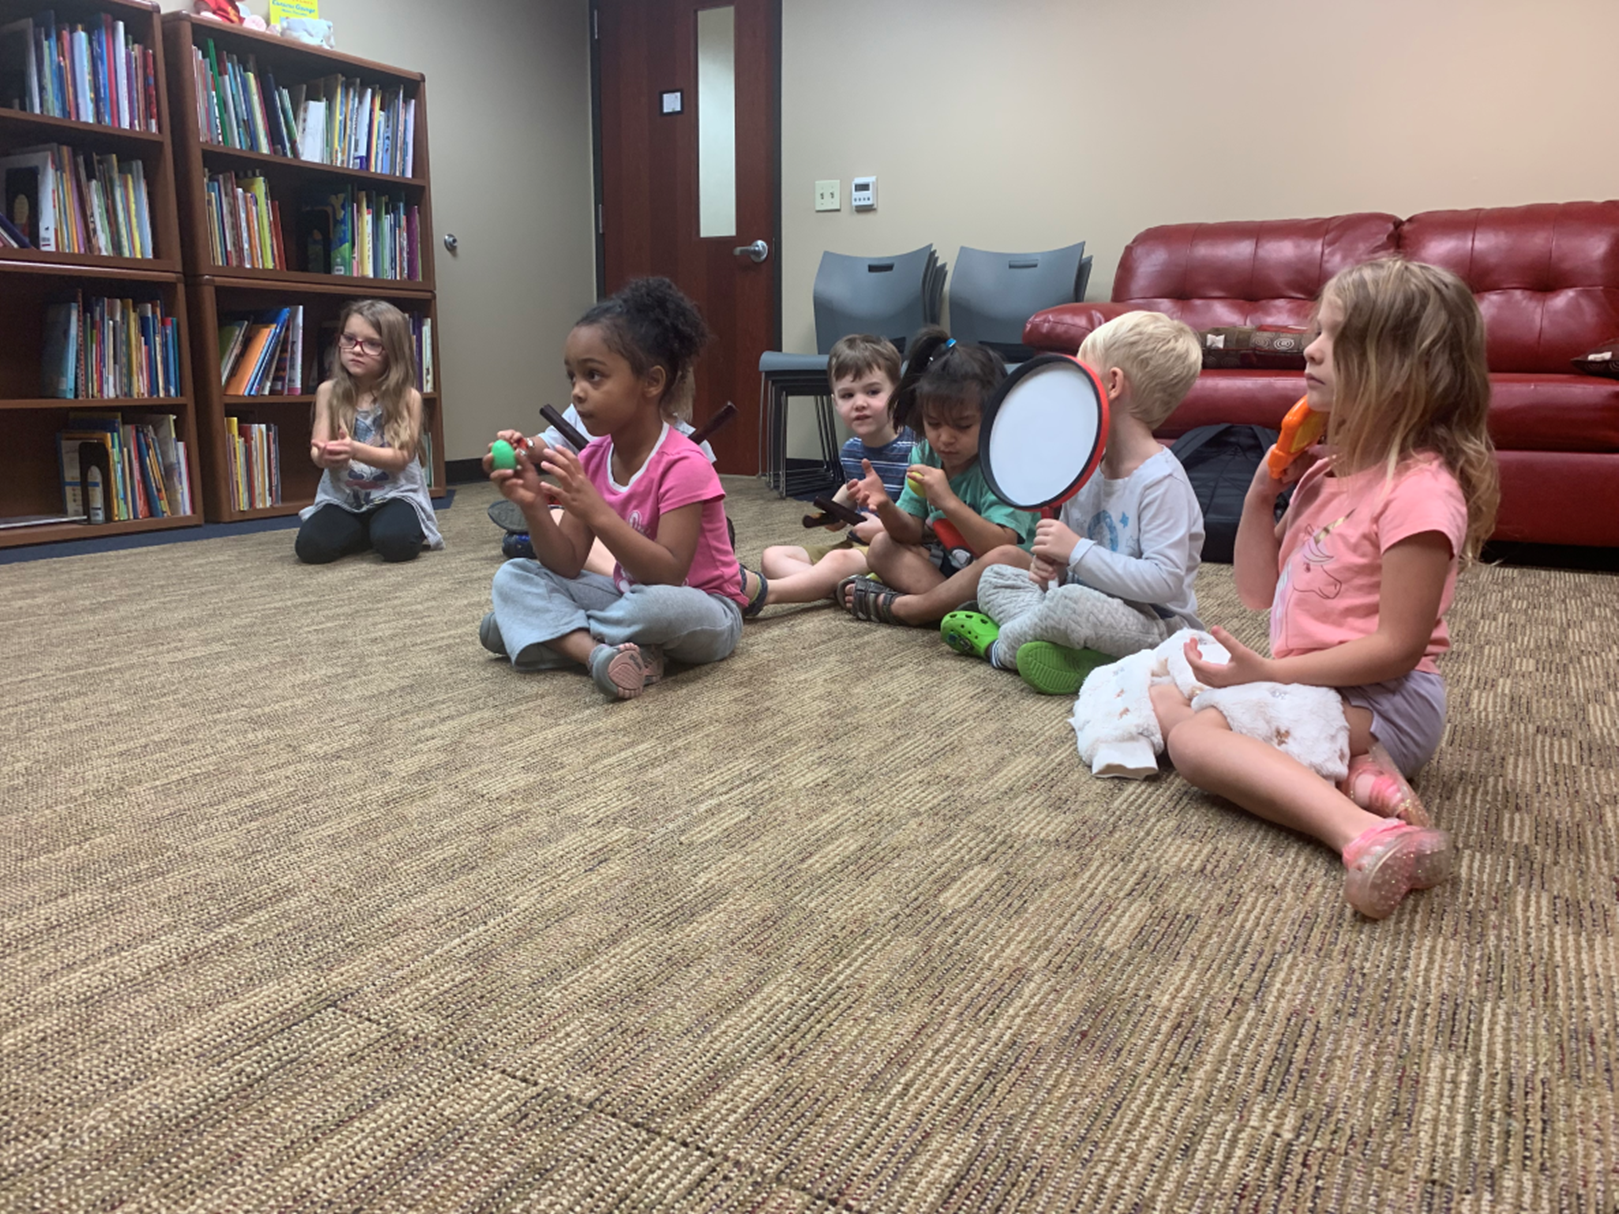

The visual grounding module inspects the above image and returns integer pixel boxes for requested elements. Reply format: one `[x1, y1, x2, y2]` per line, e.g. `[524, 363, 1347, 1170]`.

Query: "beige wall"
[781, 0, 1619, 355]
[158, 0, 596, 461]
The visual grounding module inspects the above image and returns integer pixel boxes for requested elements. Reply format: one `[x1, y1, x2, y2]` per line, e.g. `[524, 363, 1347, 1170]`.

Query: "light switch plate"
[814, 179, 840, 212]
[851, 175, 876, 210]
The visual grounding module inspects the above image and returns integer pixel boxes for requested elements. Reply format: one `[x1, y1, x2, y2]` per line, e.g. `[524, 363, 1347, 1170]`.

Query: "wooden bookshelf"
[161, 13, 441, 524]
[0, 0, 201, 549]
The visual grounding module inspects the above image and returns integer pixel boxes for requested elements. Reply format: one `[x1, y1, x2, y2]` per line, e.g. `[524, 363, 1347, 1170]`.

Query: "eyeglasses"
[339, 334, 385, 357]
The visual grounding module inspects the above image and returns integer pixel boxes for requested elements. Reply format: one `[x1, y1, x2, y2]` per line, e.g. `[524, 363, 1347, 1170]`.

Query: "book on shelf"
[224, 415, 281, 510]
[62, 410, 127, 519]
[40, 293, 181, 399]
[220, 306, 302, 395]
[203, 170, 283, 269]
[300, 185, 419, 279]
[411, 314, 433, 392]
[0, 206, 29, 248]
[57, 413, 188, 521]
[0, 12, 160, 132]
[0, 145, 153, 256]
[190, 40, 415, 177]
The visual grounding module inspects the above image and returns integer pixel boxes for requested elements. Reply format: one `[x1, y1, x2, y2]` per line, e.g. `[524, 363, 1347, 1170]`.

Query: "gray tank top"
[301, 403, 444, 548]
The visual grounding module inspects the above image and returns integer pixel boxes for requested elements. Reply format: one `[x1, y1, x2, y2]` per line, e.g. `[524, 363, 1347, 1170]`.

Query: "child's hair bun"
[616, 277, 710, 369]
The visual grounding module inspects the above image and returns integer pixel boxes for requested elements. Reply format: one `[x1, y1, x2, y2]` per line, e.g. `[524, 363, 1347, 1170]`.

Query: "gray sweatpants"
[977, 563, 1175, 661]
[489, 560, 742, 669]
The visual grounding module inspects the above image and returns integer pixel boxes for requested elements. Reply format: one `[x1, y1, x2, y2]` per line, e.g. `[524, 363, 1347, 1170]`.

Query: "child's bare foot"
[1342, 819, 1454, 919]
[1340, 741, 1430, 826]
[588, 642, 664, 700]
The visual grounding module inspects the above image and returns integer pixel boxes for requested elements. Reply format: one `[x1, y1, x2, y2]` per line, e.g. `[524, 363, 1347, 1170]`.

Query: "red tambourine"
[978, 353, 1109, 513]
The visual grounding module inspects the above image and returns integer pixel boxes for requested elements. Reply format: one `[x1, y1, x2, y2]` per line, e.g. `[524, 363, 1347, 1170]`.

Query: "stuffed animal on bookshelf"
[194, 1, 268, 29]
[279, 19, 336, 48]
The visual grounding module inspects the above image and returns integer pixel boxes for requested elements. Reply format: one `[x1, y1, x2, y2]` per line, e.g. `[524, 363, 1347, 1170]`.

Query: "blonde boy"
[743, 335, 914, 607]
[927, 311, 1206, 693]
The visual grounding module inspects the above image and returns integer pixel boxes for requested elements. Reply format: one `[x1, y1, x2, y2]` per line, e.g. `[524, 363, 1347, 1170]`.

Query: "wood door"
[595, 0, 779, 475]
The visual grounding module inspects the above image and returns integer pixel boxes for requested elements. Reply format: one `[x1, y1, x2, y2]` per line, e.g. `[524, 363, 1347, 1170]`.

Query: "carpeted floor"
[2, 477, 1615, 1213]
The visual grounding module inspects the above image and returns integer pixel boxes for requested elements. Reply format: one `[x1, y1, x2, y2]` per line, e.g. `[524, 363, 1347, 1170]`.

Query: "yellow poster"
[268, 0, 320, 21]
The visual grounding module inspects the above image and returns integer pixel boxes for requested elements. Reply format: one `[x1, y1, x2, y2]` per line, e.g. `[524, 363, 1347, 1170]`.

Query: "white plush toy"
[278, 19, 336, 48]
[1070, 628, 1351, 783]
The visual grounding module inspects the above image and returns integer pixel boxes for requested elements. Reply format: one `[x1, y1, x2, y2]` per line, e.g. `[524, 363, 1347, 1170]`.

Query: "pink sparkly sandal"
[1342, 819, 1455, 919]
[1341, 742, 1430, 827]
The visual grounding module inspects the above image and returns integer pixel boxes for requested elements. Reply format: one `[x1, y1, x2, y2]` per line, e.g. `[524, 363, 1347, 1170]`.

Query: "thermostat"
[851, 175, 876, 211]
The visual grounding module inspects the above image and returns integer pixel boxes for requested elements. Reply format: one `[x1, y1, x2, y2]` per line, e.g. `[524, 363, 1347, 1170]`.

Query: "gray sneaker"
[479, 611, 507, 656]
[588, 642, 665, 700]
[488, 499, 527, 533]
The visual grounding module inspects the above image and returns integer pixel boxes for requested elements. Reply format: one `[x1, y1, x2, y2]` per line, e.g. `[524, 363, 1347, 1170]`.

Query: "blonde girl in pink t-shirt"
[480, 278, 746, 700]
[1150, 259, 1499, 919]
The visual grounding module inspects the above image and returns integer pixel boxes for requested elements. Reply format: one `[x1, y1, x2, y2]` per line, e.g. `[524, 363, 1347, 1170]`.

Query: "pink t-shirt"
[578, 424, 745, 606]
[1270, 455, 1468, 675]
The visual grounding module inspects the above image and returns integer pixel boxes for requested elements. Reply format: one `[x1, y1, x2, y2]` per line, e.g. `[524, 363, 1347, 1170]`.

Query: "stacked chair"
[945, 242, 1091, 364]
[758, 245, 944, 497]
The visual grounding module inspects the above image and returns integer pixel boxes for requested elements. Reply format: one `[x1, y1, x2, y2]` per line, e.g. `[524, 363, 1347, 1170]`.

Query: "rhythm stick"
[801, 496, 866, 529]
[538, 405, 591, 452]
[688, 401, 738, 448]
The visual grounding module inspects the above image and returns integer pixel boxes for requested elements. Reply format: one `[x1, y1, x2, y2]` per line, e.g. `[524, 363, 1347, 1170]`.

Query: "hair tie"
[943, 339, 956, 350]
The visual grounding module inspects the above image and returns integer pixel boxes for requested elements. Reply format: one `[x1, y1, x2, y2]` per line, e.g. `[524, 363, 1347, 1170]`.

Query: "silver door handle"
[733, 239, 769, 263]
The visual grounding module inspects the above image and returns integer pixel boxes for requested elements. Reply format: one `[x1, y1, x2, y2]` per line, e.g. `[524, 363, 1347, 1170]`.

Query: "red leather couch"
[1023, 203, 1619, 547]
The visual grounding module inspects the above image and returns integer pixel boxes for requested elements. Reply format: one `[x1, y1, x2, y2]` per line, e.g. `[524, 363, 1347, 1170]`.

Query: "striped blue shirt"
[840, 430, 917, 501]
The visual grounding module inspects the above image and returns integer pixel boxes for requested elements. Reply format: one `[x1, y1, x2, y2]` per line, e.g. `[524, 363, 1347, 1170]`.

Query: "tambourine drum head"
[980, 356, 1107, 510]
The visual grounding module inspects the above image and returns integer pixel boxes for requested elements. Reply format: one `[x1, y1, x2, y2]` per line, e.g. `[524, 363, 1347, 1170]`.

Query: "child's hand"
[535, 443, 603, 519]
[851, 516, 883, 543]
[1184, 626, 1273, 688]
[1252, 444, 1321, 496]
[490, 444, 548, 510]
[315, 433, 352, 470]
[903, 464, 952, 505]
[848, 460, 892, 512]
[1029, 553, 1061, 589]
[1032, 518, 1081, 566]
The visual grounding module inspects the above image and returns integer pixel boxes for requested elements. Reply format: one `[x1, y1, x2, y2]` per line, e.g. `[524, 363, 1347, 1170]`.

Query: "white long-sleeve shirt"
[1059, 447, 1204, 629]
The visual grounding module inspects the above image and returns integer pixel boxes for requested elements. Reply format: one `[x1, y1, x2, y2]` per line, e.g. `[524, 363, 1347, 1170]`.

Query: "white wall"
[158, 0, 597, 461]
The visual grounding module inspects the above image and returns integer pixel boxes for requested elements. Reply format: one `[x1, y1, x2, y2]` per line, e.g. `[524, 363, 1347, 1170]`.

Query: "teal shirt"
[894, 440, 1039, 549]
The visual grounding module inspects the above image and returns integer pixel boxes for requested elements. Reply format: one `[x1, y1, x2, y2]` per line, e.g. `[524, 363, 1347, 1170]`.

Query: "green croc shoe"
[940, 610, 999, 659]
[1015, 641, 1110, 695]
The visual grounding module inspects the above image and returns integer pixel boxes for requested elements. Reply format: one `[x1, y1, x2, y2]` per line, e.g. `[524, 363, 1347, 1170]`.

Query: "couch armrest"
[1023, 302, 1138, 354]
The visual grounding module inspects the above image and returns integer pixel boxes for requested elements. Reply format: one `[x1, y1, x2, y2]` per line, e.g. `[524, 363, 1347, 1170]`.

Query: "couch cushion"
[1025, 214, 1401, 353]
[1399, 202, 1619, 374]
[1152, 372, 1308, 439]
[1116, 213, 1402, 302]
[1026, 299, 1320, 353]
[1494, 449, 1619, 545]
[1486, 373, 1619, 452]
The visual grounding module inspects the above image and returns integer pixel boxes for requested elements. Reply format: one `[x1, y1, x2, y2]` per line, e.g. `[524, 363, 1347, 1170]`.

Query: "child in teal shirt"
[841, 328, 1037, 622]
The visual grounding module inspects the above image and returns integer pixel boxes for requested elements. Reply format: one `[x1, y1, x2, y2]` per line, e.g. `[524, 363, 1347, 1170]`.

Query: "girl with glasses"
[295, 298, 443, 563]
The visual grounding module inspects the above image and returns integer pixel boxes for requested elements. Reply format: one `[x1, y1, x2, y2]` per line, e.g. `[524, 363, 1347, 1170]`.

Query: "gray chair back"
[812, 245, 936, 354]
[947, 242, 1090, 358]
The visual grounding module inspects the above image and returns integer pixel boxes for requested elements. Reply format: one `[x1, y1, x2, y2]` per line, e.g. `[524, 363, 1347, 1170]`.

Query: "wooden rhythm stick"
[537, 405, 591, 452]
[801, 496, 866, 529]
[688, 401, 738, 448]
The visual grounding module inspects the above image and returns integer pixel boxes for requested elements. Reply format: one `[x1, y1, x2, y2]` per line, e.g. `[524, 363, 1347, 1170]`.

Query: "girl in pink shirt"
[480, 278, 746, 700]
[1150, 259, 1500, 919]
